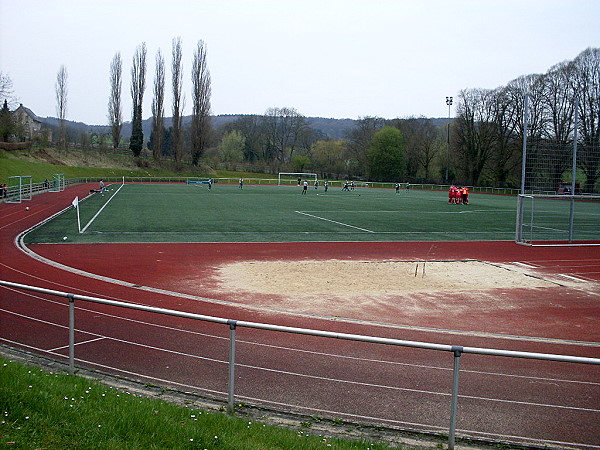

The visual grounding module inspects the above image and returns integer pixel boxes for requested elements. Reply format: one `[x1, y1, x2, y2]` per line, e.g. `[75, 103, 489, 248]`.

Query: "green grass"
[0, 148, 283, 185]
[25, 183, 522, 244]
[0, 357, 392, 449]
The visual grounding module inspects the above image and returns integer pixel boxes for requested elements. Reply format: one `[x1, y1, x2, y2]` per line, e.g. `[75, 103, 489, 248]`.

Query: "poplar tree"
[130, 43, 147, 157]
[191, 40, 212, 165]
[108, 52, 123, 150]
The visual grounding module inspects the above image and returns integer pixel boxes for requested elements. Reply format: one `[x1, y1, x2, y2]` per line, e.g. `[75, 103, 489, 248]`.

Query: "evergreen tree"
[0, 99, 15, 142]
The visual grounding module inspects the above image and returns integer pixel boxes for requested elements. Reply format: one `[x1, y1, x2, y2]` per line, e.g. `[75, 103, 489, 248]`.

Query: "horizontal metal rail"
[2, 279, 599, 449]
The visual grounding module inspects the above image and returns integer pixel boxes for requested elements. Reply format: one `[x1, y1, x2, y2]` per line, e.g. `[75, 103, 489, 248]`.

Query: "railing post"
[68, 294, 75, 374]
[449, 345, 463, 450]
[227, 319, 237, 413]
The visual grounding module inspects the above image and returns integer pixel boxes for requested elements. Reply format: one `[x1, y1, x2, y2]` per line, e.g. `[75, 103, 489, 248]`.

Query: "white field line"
[295, 211, 374, 233]
[80, 183, 125, 233]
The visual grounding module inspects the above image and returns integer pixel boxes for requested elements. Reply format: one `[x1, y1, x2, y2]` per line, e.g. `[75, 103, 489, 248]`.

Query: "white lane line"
[295, 211, 375, 233]
[48, 337, 106, 352]
[513, 262, 538, 269]
[557, 273, 588, 282]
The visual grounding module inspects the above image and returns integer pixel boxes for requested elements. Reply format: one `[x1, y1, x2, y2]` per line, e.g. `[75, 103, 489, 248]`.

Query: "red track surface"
[2, 185, 600, 448]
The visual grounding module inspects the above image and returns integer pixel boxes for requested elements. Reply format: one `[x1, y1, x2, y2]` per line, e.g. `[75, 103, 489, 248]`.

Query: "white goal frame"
[7, 176, 33, 203]
[516, 193, 600, 246]
[49, 173, 65, 192]
[278, 172, 318, 186]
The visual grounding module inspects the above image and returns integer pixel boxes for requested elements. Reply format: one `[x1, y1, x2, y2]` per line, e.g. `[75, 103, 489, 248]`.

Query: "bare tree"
[191, 40, 212, 165]
[55, 65, 68, 149]
[0, 72, 18, 108]
[222, 115, 263, 162]
[488, 87, 522, 186]
[396, 117, 441, 182]
[539, 61, 577, 190]
[108, 52, 123, 150]
[573, 47, 600, 192]
[262, 107, 310, 163]
[171, 37, 184, 163]
[129, 43, 147, 157]
[345, 116, 385, 178]
[151, 49, 165, 160]
[454, 88, 497, 185]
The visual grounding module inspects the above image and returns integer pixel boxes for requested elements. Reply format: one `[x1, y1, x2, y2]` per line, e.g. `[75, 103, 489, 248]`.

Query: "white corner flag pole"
[72, 196, 81, 233]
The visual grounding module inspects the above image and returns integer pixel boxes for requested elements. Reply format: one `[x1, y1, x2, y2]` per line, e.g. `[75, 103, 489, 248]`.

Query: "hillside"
[41, 114, 450, 141]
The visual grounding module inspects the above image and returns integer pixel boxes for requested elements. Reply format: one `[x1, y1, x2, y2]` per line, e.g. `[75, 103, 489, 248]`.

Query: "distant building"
[12, 104, 51, 142]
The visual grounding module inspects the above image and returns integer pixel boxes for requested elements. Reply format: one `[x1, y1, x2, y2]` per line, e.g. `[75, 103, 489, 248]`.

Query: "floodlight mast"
[445, 96, 453, 184]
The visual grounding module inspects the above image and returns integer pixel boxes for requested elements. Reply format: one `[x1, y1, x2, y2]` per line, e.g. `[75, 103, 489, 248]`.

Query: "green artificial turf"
[25, 183, 523, 244]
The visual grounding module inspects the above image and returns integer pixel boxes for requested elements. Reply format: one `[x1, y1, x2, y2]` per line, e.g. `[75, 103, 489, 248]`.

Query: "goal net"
[516, 194, 600, 246]
[278, 172, 317, 186]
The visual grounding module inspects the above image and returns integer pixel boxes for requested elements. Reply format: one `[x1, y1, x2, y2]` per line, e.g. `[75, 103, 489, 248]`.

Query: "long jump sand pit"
[217, 259, 558, 318]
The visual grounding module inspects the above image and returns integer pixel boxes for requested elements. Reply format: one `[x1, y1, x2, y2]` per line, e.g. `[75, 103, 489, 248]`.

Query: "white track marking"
[512, 262, 538, 269]
[557, 273, 589, 282]
[3, 271, 599, 348]
[48, 337, 106, 352]
[4, 291, 600, 388]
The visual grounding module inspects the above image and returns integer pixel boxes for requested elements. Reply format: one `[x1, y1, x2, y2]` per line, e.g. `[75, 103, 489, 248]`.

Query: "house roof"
[15, 104, 42, 123]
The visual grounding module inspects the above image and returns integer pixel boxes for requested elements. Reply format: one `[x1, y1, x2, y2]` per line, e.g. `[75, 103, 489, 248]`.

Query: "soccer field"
[25, 183, 523, 244]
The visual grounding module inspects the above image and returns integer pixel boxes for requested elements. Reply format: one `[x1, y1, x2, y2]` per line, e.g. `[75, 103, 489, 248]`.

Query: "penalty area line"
[295, 211, 375, 233]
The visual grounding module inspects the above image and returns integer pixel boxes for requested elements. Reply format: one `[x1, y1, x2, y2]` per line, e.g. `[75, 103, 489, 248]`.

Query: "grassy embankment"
[0, 147, 269, 183]
[0, 357, 394, 449]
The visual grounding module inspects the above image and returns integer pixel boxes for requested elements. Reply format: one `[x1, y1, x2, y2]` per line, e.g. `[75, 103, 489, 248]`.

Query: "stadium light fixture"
[445, 96, 453, 183]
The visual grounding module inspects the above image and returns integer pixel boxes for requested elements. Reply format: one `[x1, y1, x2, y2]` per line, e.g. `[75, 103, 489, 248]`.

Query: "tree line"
[108, 38, 212, 166]
[2, 45, 598, 191]
[452, 47, 599, 192]
[138, 46, 598, 190]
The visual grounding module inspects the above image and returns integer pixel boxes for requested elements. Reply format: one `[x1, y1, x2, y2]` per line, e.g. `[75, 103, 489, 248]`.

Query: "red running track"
[1, 185, 599, 448]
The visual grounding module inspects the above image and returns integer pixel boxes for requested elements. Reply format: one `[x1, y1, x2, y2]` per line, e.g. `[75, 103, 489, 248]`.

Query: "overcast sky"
[1, 0, 598, 125]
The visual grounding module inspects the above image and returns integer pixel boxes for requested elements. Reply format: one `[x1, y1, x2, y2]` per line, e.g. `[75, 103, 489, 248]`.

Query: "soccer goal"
[186, 177, 213, 186]
[516, 194, 600, 246]
[49, 173, 65, 192]
[7, 176, 33, 203]
[278, 172, 318, 186]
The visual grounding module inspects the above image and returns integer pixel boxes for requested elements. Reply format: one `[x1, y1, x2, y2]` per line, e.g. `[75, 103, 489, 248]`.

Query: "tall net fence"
[516, 95, 600, 246]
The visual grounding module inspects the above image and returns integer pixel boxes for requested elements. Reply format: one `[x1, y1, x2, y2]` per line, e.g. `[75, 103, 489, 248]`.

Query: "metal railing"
[2, 279, 599, 449]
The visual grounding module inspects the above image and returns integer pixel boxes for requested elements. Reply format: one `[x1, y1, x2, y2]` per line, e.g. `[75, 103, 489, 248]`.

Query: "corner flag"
[72, 196, 81, 233]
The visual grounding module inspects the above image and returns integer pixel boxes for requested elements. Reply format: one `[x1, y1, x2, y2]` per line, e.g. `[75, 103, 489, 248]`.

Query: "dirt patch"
[218, 260, 554, 297]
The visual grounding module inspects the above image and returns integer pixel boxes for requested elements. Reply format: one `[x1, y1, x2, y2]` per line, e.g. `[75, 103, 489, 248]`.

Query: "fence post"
[568, 97, 578, 243]
[227, 319, 237, 413]
[68, 294, 75, 374]
[448, 345, 463, 450]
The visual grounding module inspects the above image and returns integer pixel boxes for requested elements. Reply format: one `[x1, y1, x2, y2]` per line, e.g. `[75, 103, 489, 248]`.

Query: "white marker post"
[72, 196, 81, 233]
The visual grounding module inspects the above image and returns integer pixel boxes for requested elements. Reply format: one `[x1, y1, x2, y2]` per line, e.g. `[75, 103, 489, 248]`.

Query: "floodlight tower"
[445, 96, 453, 184]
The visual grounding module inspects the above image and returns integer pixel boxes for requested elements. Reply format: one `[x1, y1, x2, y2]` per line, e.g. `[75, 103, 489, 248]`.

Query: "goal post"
[49, 173, 65, 192]
[516, 194, 600, 246]
[278, 172, 318, 186]
[7, 176, 33, 203]
[186, 177, 213, 187]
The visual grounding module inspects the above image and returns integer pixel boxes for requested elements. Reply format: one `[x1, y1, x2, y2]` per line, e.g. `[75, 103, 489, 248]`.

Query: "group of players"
[449, 185, 469, 204]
